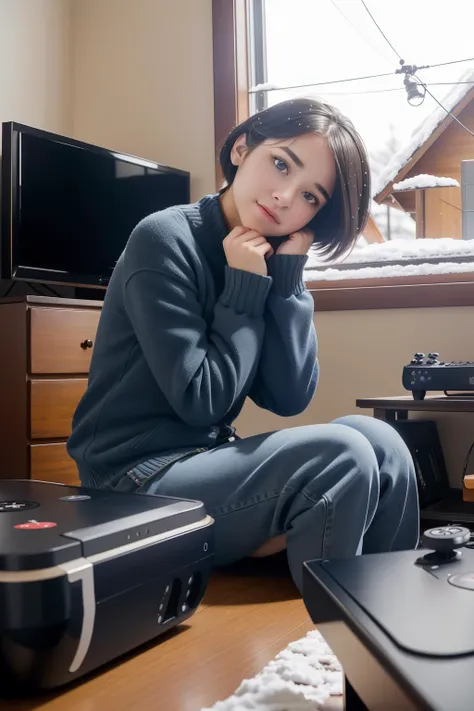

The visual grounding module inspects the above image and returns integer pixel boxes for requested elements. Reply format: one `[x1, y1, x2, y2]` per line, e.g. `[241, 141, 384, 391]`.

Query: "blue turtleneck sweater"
[67, 194, 318, 489]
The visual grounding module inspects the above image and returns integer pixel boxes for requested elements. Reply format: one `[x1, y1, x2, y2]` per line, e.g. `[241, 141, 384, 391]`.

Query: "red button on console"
[14, 520, 57, 530]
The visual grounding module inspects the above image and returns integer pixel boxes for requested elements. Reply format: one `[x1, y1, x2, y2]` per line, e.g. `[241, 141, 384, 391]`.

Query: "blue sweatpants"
[114, 415, 420, 592]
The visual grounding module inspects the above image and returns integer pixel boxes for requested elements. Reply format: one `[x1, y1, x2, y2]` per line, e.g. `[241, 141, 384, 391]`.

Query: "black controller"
[416, 524, 471, 566]
[402, 352, 474, 400]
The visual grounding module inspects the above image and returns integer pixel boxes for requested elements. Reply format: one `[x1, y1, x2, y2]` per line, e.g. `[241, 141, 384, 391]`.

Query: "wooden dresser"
[0, 295, 103, 484]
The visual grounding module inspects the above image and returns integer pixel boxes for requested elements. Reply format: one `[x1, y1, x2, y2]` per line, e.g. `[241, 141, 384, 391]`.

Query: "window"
[247, 0, 474, 285]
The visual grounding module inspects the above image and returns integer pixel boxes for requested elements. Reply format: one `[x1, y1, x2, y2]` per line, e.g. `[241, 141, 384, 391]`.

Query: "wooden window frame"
[211, 0, 474, 311]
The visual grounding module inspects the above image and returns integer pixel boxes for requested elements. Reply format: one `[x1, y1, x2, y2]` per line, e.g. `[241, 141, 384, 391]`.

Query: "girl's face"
[229, 132, 337, 237]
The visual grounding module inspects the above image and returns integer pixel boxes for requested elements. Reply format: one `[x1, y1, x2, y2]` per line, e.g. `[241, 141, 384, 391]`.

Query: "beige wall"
[0, 0, 215, 199]
[0, 0, 72, 134]
[235, 306, 474, 489]
[71, 0, 216, 201]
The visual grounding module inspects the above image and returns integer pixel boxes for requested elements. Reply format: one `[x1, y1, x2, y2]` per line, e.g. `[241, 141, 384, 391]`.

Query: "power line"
[321, 87, 404, 96]
[429, 81, 474, 86]
[429, 57, 474, 69]
[251, 76, 474, 95]
[250, 57, 474, 94]
[249, 71, 397, 94]
[417, 79, 474, 139]
[308, 82, 474, 97]
[327, 0, 395, 68]
[359, 0, 404, 62]
[356, 1, 474, 79]
[353, 5, 474, 140]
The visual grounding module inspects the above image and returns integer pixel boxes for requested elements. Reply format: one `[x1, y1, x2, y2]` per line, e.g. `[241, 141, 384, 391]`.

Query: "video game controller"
[416, 524, 471, 566]
[402, 352, 474, 400]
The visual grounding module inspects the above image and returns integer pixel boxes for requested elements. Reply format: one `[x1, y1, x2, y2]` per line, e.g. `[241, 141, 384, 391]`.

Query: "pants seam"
[298, 486, 323, 506]
[321, 494, 333, 558]
[210, 491, 281, 517]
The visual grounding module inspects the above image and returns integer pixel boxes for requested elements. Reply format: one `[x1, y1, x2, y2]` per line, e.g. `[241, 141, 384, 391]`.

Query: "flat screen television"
[0, 122, 191, 289]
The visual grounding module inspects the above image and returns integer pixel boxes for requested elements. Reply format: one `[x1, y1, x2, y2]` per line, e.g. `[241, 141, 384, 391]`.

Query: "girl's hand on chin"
[275, 229, 313, 256]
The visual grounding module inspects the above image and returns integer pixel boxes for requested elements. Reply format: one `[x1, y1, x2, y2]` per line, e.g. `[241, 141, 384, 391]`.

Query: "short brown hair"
[219, 98, 371, 261]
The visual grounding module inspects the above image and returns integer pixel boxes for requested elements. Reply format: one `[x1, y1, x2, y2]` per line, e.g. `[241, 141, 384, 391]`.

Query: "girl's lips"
[257, 203, 278, 223]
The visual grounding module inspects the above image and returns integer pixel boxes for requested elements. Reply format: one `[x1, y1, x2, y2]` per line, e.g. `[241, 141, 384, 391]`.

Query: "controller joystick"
[416, 525, 471, 566]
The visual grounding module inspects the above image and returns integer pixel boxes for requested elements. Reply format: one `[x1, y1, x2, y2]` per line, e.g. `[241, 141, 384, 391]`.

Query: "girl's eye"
[273, 156, 288, 173]
[303, 192, 317, 205]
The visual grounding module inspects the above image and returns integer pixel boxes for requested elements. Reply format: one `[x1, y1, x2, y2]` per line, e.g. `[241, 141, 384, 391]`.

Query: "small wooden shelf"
[357, 394, 474, 528]
[356, 394, 474, 420]
[421, 488, 474, 526]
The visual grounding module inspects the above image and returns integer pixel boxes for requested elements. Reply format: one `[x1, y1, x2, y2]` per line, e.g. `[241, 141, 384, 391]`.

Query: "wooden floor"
[2, 558, 340, 711]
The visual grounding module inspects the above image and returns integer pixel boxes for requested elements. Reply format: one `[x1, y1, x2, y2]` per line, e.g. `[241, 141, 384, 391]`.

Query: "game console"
[0, 479, 214, 692]
[402, 352, 474, 400]
[303, 526, 474, 710]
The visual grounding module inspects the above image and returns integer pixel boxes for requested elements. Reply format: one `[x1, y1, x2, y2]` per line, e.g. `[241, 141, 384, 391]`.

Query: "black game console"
[0, 479, 214, 692]
[403, 351, 474, 400]
[303, 526, 474, 710]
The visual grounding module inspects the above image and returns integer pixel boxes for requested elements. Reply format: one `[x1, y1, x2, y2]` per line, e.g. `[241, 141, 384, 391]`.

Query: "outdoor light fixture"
[404, 74, 426, 106]
[395, 60, 428, 107]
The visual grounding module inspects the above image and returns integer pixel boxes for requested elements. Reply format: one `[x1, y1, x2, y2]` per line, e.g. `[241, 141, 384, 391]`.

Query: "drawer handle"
[80, 339, 94, 350]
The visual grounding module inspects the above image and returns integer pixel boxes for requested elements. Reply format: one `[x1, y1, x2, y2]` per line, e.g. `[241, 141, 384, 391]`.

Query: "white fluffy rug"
[200, 630, 343, 710]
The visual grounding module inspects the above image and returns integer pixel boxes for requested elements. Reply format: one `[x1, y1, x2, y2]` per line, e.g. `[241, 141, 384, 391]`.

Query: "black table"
[303, 548, 474, 711]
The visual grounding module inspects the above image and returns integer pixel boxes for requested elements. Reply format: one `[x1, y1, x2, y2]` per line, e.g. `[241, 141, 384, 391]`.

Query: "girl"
[67, 98, 419, 593]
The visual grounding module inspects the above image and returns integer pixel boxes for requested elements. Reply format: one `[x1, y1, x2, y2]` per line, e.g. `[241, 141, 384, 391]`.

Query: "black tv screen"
[0, 122, 190, 287]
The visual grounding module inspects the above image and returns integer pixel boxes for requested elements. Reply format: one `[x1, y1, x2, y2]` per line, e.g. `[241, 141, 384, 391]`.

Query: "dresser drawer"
[30, 307, 100, 374]
[30, 378, 88, 439]
[30, 442, 80, 486]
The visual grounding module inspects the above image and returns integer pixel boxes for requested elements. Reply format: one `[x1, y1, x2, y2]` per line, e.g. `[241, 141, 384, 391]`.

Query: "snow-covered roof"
[336, 236, 474, 264]
[393, 174, 460, 190]
[372, 67, 474, 200]
[304, 236, 474, 279]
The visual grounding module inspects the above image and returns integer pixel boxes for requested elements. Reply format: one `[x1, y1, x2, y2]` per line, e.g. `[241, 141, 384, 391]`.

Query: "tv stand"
[0, 295, 102, 485]
[0, 278, 75, 300]
[75, 286, 106, 301]
[0, 279, 105, 303]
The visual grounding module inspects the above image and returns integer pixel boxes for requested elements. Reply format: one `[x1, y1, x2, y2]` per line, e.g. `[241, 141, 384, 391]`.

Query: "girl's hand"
[224, 226, 274, 276]
[275, 229, 313, 256]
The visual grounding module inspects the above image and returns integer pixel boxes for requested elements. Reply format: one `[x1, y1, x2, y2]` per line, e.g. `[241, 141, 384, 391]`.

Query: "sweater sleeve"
[248, 254, 318, 416]
[122, 217, 272, 427]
